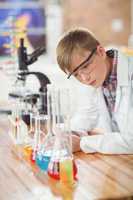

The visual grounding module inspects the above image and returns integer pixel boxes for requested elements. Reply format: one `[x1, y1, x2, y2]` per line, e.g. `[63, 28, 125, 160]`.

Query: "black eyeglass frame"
[67, 47, 97, 79]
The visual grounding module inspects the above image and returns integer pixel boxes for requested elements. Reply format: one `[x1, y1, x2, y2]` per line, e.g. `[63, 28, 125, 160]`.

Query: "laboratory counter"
[0, 117, 133, 200]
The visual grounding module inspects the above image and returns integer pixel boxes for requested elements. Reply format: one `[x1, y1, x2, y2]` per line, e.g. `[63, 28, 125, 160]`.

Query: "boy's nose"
[80, 73, 90, 82]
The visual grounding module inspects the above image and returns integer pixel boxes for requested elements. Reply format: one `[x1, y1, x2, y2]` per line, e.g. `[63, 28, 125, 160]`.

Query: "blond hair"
[56, 28, 100, 73]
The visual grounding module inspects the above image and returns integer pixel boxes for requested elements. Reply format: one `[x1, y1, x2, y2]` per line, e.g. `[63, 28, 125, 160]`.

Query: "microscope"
[9, 38, 51, 125]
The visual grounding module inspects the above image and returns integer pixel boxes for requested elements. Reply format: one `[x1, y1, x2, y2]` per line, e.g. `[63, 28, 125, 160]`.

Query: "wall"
[62, 0, 131, 47]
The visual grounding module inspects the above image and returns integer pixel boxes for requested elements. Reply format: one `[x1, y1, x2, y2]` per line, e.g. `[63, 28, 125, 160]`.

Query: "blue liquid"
[36, 153, 51, 171]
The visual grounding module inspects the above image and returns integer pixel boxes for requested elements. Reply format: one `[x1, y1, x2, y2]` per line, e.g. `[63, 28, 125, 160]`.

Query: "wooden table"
[0, 117, 133, 200]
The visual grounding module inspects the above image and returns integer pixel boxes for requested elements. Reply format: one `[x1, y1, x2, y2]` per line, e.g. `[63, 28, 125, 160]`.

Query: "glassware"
[10, 95, 29, 145]
[23, 92, 47, 164]
[35, 85, 55, 171]
[47, 85, 77, 184]
[35, 132, 54, 171]
[9, 94, 33, 160]
[9, 90, 46, 163]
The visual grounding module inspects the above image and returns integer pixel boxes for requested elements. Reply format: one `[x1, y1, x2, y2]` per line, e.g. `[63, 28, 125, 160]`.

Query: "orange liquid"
[60, 159, 74, 185]
[23, 146, 35, 163]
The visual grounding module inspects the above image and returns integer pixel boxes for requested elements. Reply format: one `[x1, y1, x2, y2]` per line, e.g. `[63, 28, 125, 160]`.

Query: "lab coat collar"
[117, 50, 129, 86]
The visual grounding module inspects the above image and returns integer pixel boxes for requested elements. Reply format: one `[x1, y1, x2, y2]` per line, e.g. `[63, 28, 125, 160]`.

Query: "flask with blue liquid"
[35, 84, 55, 171]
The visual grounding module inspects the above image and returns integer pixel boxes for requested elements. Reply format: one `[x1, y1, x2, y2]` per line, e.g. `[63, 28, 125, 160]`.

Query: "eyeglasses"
[67, 47, 97, 79]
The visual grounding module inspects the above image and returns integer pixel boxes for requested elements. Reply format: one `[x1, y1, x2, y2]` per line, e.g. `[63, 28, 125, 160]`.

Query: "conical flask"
[35, 84, 56, 171]
[47, 86, 77, 183]
[22, 92, 47, 164]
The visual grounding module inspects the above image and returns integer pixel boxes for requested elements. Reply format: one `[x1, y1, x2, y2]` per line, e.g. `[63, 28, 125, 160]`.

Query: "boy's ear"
[97, 45, 106, 58]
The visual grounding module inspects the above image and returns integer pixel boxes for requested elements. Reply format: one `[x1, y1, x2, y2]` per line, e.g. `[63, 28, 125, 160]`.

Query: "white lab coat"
[71, 50, 133, 154]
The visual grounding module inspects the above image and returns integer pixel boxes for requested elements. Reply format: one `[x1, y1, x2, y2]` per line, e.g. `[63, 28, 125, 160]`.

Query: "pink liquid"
[48, 160, 77, 180]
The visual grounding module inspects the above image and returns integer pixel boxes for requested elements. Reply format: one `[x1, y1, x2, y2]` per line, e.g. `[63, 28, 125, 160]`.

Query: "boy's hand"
[72, 134, 81, 153]
[89, 128, 104, 135]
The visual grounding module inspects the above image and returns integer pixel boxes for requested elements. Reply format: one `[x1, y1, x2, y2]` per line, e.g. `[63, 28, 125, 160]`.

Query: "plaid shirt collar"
[103, 50, 118, 87]
[102, 50, 118, 114]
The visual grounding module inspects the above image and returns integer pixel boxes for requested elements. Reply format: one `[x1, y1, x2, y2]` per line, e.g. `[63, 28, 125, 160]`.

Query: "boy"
[56, 28, 133, 154]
